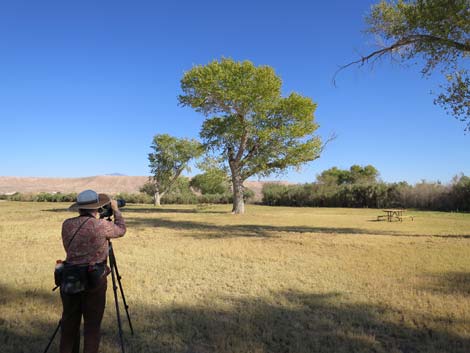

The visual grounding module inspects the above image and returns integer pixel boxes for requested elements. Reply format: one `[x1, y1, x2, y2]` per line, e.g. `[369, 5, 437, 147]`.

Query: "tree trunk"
[231, 172, 245, 214]
[153, 191, 161, 207]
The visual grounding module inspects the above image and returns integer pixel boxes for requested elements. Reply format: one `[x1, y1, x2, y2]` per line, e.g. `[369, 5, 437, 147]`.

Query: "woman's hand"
[110, 199, 119, 212]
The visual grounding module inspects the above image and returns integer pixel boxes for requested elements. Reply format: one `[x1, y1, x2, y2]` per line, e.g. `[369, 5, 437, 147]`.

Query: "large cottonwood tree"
[179, 58, 323, 214]
[338, 0, 470, 128]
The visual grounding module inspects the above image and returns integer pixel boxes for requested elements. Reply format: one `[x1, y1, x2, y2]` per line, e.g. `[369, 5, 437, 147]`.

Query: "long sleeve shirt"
[61, 211, 126, 265]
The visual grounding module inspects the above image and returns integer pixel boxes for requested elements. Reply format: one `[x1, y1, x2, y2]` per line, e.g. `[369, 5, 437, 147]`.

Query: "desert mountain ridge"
[0, 175, 291, 200]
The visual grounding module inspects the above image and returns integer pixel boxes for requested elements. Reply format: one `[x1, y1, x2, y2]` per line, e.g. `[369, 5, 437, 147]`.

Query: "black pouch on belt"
[61, 264, 88, 295]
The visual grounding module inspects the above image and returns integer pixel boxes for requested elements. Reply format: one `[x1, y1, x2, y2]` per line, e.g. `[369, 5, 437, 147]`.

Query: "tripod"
[109, 239, 134, 352]
[43, 240, 133, 353]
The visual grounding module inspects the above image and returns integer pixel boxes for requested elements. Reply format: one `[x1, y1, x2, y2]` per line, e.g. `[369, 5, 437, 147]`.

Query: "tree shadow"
[420, 272, 470, 296]
[0, 282, 59, 307]
[42, 207, 230, 215]
[125, 217, 371, 238]
[0, 282, 62, 353]
[124, 207, 228, 215]
[42, 208, 72, 213]
[39, 208, 470, 239]
[2, 282, 468, 353]
[125, 217, 470, 239]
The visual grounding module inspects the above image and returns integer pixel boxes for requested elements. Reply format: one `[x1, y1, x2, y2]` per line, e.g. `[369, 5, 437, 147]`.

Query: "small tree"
[179, 58, 324, 214]
[316, 167, 351, 186]
[348, 165, 379, 184]
[317, 165, 379, 185]
[146, 134, 202, 206]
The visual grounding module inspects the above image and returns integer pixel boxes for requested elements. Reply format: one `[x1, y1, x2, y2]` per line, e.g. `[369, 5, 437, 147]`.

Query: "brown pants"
[59, 278, 107, 353]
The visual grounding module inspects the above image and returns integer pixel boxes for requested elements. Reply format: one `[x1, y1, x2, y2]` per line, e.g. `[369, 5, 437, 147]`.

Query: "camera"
[99, 199, 126, 219]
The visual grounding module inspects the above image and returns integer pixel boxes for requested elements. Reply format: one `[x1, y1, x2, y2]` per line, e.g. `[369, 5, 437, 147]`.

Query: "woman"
[60, 189, 126, 353]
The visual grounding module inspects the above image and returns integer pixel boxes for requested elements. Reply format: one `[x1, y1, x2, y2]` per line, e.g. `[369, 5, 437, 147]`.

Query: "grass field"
[0, 202, 469, 353]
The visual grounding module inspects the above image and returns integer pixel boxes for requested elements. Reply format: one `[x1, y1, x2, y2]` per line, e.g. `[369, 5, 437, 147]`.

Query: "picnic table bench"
[377, 209, 414, 222]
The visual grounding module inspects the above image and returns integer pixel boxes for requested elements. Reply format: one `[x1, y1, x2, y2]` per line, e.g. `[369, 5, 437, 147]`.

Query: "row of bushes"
[0, 190, 255, 205]
[0, 192, 78, 202]
[261, 175, 470, 211]
[114, 192, 236, 205]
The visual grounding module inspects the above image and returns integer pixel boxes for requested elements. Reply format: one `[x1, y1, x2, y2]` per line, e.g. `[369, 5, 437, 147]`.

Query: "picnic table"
[377, 209, 414, 222]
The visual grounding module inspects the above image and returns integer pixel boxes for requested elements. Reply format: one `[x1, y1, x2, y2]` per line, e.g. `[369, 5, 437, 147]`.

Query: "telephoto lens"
[99, 199, 126, 219]
[117, 199, 126, 208]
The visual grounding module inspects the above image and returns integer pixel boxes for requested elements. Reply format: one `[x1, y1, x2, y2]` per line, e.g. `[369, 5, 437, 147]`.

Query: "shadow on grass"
[421, 272, 470, 296]
[42, 207, 230, 215]
[124, 207, 228, 215]
[40, 206, 470, 239]
[125, 217, 470, 239]
[126, 217, 371, 238]
[1, 283, 468, 353]
[0, 282, 62, 353]
[42, 208, 72, 213]
[0, 282, 58, 307]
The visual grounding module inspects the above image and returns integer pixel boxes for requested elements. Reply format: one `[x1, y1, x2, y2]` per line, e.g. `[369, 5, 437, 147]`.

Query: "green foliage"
[139, 181, 158, 196]
[317, 165, 379, 186]
[263, 166, 470, 211]
[436, 71, 470, 123]
[450, 175, 470, 211]
[179, 58, 322, 213]
[114, 192, 153, 204]
[148, 134, 203, 203]
[262, 183, 388, 208]
[190, 170, 230, 195]
[243, 188, 255, 202]
[190, 156, 231, 195]
[179, 58, 321, 179]
[158, 176, 197, 204]
[0, 192, 77, 202]
[363, 0, 470, 128]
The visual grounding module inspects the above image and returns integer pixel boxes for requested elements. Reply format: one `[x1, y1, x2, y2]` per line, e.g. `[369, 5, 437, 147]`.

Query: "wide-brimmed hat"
[69, 189, 111, 210]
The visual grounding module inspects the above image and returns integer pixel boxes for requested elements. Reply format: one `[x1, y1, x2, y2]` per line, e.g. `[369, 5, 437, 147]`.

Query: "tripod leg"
[43, 320, 61, 353]
[111, 250, 134, 335]
[110, 254, 126, 353]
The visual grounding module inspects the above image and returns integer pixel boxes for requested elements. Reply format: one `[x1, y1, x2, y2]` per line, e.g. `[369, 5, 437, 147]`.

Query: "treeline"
[0, 190, 251, 205]
[4, 165, 469, 211]
[0, 176, 255, 205]
[0, 191, 237, 205]
[0, 192, 78, 202]
[262, 165, 470, 212]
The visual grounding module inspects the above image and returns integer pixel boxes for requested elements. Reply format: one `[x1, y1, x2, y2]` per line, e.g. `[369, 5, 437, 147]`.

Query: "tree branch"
[235, 130, 248, 162]
[241, 141, 259, 163]
[333, 34, 470, 87]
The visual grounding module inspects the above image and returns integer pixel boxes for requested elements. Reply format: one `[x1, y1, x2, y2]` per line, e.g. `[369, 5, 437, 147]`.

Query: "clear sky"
[1, 0, 468, 184]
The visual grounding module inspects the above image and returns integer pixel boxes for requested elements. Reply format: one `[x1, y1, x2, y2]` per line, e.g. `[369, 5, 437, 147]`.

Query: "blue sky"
[0, 0, 468, 184]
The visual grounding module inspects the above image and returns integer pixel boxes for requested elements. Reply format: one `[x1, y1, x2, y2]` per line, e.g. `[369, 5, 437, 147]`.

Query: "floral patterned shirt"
[62, 211, 126, 265]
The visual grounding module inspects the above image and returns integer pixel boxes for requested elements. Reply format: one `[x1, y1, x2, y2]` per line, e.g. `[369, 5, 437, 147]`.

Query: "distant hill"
[0, 175, 149, 195]
[0, 175, 290, 202]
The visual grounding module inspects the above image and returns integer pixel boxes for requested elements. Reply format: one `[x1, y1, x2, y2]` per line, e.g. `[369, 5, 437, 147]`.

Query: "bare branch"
[333, 34, 470, 87]
[318, 132, 337, 155]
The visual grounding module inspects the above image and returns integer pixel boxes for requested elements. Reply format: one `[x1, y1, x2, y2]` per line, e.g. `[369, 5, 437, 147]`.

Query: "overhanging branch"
[333, 34, 470, 87]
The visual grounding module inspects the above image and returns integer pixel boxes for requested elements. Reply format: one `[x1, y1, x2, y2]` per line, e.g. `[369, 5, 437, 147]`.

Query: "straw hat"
[69, 189, 111, 210]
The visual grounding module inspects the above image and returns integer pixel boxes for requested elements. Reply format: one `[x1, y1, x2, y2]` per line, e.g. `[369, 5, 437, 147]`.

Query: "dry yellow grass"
[0, 202, 469, 352]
